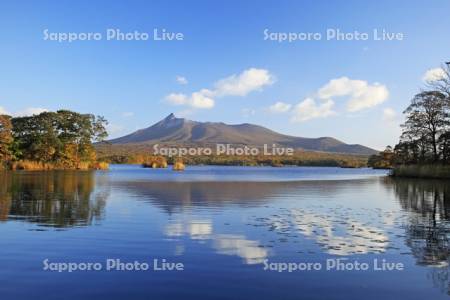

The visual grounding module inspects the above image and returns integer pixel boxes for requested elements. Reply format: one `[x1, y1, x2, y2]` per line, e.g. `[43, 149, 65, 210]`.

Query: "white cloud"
[291, 98, 336, 122]
[0, 107, 50, 117]
[214, 68, 274, 97]
[165, 68, 274, 110]
[189, 89, 215, 109]
[382, 108, 397, 122]
[346, 84, 389, 112]
[165, 89, 214, 109]
[265, 76, 387, 122]
[422, 67, 446, 82]
[122, 112, 134, 117]
[318, 77, 366, 99]
[14, 107, 49, 117]
[176, 75, 188, 85]
[166, 93, 188, 105]
[269, 101, 291, 113]
[0, 106, 10, 115]
[318, 77, 389, 112]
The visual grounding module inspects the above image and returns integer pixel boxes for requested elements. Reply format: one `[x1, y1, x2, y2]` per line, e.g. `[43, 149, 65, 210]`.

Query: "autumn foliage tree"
[10, 110, 108, 168]
[0, 115, 13, 165]
[368, 146, 395, 169]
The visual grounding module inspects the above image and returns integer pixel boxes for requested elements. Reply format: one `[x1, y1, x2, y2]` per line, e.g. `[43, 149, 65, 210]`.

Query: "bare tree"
[402, 91, 449, 162]
[426, 63, 450, 98]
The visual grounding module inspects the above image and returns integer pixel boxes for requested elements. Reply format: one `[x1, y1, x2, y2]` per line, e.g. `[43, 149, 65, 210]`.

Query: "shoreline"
[391, 165, 450, 179]
[3, 160, 109, 171]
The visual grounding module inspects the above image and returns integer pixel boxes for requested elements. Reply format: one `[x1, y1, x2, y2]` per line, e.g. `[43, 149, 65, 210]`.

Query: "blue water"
[107, 164, 388, 181]
[1, 165, 449, 299]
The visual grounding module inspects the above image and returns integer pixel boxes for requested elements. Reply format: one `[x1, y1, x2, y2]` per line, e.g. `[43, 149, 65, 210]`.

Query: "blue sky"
[1, 0, 449, 150]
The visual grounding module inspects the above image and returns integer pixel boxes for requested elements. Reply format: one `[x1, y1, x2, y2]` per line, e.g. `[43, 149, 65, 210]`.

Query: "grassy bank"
[6, 160, 109, 171]
[391, 165, 450, 179]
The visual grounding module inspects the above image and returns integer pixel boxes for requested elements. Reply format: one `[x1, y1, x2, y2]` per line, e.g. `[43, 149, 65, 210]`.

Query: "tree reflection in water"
[0, 170, 108, 227]
[2, 169, 450, 294]
[388, 178, 450, 294]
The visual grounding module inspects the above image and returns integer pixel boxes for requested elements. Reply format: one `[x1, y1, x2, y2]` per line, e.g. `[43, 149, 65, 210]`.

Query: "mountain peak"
[164, 113, 176, 120]
[158, 113, 185, 126]
[107, 114, 377, 155]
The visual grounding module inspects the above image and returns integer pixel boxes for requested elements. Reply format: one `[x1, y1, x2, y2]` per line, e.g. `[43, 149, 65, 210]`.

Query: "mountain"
[108, 113, 377, 155]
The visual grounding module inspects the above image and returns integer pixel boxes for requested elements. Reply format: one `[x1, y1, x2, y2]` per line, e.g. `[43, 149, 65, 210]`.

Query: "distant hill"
[108, 113, 377, 155]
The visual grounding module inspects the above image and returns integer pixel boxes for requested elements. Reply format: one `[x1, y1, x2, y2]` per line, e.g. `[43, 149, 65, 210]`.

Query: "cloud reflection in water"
[164, 220, 268, 264]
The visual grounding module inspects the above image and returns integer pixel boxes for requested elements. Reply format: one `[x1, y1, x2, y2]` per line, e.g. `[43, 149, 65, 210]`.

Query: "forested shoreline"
[368, 62, 450, 178]
[0, 110, 108, 170]
[0, 108, 369, 171]
[95, 144, 369, 168]
[5, 60, 449, 175]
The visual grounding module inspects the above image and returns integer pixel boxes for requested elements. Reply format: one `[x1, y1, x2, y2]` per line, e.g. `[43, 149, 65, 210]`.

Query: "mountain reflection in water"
[1, 168, 450, 296]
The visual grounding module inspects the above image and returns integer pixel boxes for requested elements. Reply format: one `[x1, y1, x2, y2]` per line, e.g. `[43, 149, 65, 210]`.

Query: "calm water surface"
[1, 165, 449, 299]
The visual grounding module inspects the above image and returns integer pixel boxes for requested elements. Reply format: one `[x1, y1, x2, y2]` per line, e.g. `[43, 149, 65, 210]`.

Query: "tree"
[393, 140, 420, 165]
[10, 110, 109, 167]
[426, 63, 450, 97]
[11, 112, 60, 162]
[401, 91, 450, 162]
[92, 115, 108, 142]
[438, 132, 450, 163]
[367, 146, 394, 169]
[0, 115, 13, 163]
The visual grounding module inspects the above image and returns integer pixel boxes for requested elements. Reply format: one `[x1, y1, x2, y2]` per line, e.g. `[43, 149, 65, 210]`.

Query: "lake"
[1, 165, 449, 299]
